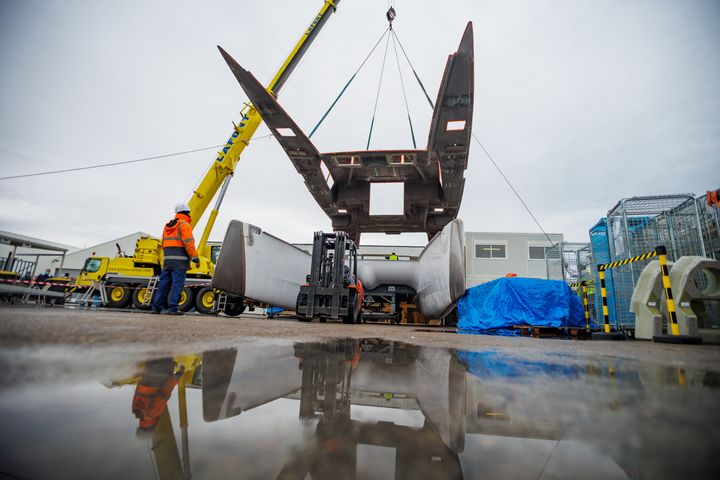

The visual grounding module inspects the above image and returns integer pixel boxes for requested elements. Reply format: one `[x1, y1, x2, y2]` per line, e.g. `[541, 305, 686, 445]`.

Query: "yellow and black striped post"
[596, 249, 660, 334]
[598, 267, 611, 333]
[581, 281, 590, 331]
[656, 246, 680, 336]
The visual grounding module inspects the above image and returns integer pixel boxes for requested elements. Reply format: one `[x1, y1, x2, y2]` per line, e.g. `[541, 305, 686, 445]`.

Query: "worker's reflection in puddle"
[132, 358, 184, 433]
[129, 356, 198, 480]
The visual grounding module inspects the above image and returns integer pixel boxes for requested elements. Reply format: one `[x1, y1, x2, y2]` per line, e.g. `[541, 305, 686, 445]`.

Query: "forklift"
[296, 231, 364, 324]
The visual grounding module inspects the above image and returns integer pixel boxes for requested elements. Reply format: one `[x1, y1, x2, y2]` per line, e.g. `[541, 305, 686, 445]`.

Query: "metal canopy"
[0, 230, 72, 252]
[219, 22, 474, 244]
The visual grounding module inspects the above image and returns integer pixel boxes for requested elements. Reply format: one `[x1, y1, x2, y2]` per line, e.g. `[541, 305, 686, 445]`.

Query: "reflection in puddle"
[0, 339, 718, 479]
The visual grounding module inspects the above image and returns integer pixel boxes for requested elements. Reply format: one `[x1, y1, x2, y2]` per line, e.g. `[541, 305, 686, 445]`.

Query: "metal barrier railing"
[596, 246, 679, 336]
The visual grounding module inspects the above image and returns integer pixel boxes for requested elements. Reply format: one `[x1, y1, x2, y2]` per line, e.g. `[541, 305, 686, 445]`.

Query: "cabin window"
[528, 246, 547, 260]
[475, 243, 506, 259]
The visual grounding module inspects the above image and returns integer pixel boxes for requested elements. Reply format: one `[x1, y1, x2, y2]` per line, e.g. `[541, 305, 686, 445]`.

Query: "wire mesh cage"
[546, 242, 597, 326]
[697, 193, 720, 261]
[545, 242, 591, 283]
[601, 194, 708, 328]
[576, 244, 597, 323]
[694, 193, 720, 326]
[590, 218, 618, 327]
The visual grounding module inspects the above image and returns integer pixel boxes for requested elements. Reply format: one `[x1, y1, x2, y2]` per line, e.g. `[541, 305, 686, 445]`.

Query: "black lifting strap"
[308, 27, 390, 139]
[391, 28, 435, 110]
[391, 31, 416, 148]
[309, 4, 427, 152]
[365, 31, 392, 149]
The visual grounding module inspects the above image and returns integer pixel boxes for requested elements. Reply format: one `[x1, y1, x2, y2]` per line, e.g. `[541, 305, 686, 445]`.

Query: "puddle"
[0, 338, 718, 479]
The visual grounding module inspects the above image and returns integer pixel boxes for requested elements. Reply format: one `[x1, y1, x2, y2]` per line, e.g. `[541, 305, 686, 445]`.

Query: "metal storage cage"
[545, 242, 593, 284]
[696, 193, 720, 261]
[604, 194, 707, 327]
[546, 241, 597, 325]
[577, 244, 597, 323]
[590, 219, 618, 326]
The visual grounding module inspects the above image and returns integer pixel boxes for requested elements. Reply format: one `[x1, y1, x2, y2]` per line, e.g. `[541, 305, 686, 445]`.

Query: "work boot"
[150, 310, 161, 315]
[168, 311, 184, 316]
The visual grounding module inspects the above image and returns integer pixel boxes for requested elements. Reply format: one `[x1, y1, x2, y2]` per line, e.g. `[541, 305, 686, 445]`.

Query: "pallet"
[513, 325, 593, 340]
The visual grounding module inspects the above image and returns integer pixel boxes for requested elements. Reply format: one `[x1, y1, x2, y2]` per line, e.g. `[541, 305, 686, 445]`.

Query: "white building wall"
[465, 232, 563, 287]
[58, 231, 151, 276]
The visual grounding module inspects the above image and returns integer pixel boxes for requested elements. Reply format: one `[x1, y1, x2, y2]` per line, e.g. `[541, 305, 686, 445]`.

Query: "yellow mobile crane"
[74, 0, 343, 316]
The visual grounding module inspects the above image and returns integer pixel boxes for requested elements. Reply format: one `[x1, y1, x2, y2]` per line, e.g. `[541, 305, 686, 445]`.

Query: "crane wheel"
[196, 287, 217, 315]
[178, 286, 195, 312]
[132, 286, 152, 310]
[106, 283, 131, 308]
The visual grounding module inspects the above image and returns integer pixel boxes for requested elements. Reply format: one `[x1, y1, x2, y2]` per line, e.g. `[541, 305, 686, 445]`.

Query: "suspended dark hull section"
[218, 21, 473, 243]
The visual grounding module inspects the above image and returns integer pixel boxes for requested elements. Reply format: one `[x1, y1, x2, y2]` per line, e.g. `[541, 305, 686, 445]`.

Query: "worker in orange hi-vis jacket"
[132, 358, 184, 432]
[151, 203, 200, 315]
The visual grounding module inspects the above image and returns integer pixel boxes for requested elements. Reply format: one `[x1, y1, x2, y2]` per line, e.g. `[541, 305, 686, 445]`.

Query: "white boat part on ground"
[212, 219, 466, 319]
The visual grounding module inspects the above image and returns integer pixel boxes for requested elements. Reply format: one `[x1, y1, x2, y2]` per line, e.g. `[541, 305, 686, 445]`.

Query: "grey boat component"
[212, 219, 466, 319]
[357, 218, 465, 318]
[630, 260, 666, 340]
[202, 343, 302, 422]
[211, 220, 311, 310]
[202, 340, 466, 453]
[669, 256, 720, 342]
[218, 22, 474, 243]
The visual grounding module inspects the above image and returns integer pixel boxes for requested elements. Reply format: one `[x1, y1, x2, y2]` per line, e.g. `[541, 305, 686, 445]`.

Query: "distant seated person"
[36, 269, 52, 284]
[386, 252, 399, 261]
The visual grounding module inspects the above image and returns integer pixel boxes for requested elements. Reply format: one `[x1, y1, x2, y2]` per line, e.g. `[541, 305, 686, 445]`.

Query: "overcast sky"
[0, 0, 718, 249]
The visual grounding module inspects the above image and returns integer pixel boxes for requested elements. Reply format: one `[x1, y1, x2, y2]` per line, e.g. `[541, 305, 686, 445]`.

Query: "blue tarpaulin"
[457, 277, 585, 335]
[457, 350, 583, 378]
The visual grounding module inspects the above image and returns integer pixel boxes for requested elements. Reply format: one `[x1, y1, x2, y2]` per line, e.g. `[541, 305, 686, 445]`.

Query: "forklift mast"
[298, 231, 361, 322]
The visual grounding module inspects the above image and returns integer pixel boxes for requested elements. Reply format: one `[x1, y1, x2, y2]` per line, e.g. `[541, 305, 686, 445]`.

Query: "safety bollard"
[652, 246, 702, 344]
[581, 281, 590, 332]
[591, 268, 624, 340]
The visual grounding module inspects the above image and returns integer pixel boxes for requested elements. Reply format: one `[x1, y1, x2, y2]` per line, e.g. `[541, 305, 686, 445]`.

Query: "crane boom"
[72, 1, 343, 314]
[189, 0, 342, 254]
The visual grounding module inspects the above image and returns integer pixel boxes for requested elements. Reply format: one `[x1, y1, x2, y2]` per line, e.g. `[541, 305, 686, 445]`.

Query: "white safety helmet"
[174, 203, 191, 214]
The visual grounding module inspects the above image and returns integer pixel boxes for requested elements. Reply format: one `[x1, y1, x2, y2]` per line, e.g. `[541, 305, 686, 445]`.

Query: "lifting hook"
[386, 7, 396, 28]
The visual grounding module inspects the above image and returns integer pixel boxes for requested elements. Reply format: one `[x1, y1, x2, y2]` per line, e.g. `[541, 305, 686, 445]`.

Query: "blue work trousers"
[151, 269, 186, 313]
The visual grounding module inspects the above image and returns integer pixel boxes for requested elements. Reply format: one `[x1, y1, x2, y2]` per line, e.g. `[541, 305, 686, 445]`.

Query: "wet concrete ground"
[1, 305, 719, 479]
